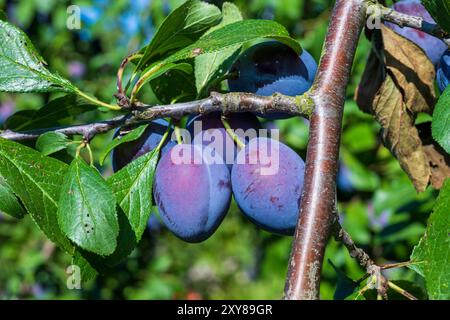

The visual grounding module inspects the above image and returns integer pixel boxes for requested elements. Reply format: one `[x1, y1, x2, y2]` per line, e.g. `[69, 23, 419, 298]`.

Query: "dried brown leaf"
[354, 26, 443, 192]
[373, 75, 431, 192]
[381, 26, 436, 114]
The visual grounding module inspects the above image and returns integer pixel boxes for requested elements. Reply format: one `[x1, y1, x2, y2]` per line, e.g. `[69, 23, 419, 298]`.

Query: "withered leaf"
[355, 26, 448, 192]
[373, 75, 431, 192]
[381, 25, 436, 114]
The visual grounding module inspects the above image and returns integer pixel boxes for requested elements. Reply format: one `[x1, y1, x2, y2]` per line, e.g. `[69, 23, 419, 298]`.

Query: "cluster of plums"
[112, 41, 316, 242]
[112, 1, 450, 243]
[385, 0, 449, 93]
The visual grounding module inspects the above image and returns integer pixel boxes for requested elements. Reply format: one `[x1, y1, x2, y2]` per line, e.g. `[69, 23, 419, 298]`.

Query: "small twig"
[0, 115, 128, 142]
[370, 3, 450, 46]
[332, 216, 375, 271]
[381, 261, 413, 270]
[388, 281, 418, 301]
[332, 211, 423, 300]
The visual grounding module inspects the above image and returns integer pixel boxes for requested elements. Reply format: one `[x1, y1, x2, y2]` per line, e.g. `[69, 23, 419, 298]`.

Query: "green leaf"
[4, 110, 36, 130]
[72, 250, 99, 282]
[0, 138, 72, 251]
[0, 175, 26, 219]
[99, 124, 149, 166]
[137, 0, 222, 69]
[164, 19, 301, 65]
[136, 62, 193, 95]
[421, 0, 450, 33]
[0, 138, 96, 277]
[410, 179, 450, 299]
[108, 149, 159, 241]
[0, 20, 77, 93]
[151, 68, 197, 104]
[36, 132, 72, 156]
[0, 9, 6, 21]
[329, 260, 359, 300]
[432, 86, 450, 154]
[79, 207, 138, 271]
[58, 158, 119, 256]
[14, 95, 94, 131]
[195, 2, 243, 96]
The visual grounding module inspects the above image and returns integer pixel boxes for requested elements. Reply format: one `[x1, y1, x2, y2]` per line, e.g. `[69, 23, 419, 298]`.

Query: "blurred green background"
[0, 0, 435, 299]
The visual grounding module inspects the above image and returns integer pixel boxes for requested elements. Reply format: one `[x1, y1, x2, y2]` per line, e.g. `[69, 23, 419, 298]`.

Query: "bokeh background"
[0, 0, 435, 299]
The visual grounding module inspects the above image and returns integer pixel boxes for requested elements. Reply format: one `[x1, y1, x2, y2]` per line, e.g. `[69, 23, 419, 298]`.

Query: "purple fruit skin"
[154, 144, 232, 242]
[385, 0, 447, 66]
[231, 138, 305, 235]
[112, 119, 174, 172]
[437, 49, 450, 93]
[186, 112, 261, 168]
[228, 41, 317, 119]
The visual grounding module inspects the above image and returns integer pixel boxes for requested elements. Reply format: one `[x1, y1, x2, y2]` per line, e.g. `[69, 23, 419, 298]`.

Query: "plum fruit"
[231, 137, 305, 235]
[385, 0, 447, 66]
[186, 112, 261, 168]
[153, 143, 232, 242]
[228, 41, 317, 119]
[112, 119, 174, 172]
[437, 49, 450, 93]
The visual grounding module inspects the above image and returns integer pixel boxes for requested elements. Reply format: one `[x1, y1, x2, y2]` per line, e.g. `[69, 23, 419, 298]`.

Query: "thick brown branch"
[372, 3, 450, 46]
[284, 0, 367, 300]
[0, 92, 314, 142]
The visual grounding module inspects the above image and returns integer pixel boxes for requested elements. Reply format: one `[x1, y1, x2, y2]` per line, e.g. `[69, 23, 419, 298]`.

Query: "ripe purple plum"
[228, 41, 317, 119]
[385, 0, 447, 66]
[153, 144, 232, 242]
[186, 112, 261, 168]
[231, 137, 305, 235]
[437, 49, 450, 93]
[112, 119, 174, 172]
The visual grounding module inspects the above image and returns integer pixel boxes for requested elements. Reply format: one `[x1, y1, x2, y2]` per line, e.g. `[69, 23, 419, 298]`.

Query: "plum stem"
[156, 124, 172, 152]
[221, 117, 245, 149]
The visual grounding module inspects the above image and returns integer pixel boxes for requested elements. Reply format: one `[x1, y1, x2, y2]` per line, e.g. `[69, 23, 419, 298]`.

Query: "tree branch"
[0, 116, 128, 142]
[332, 218, 375, 271]
[0, 92, 314, 142]
[284, 0, 367, 300]
[331, 213, 418, 300]
[371, 3, 450, 46]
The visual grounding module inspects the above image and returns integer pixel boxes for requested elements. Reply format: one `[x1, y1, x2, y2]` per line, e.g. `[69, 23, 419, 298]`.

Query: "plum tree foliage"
[0, 0, 449, 300]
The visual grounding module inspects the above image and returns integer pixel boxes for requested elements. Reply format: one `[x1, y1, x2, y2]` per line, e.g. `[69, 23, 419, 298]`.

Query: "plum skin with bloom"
[153, 144, 232, 243]
[385, 0, 447, 66]
[228, 41, 317, 119]
[231, 137, 305, 235]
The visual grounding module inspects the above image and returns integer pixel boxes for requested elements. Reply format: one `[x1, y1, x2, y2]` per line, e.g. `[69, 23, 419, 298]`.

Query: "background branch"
[284, 0, 367, 300]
